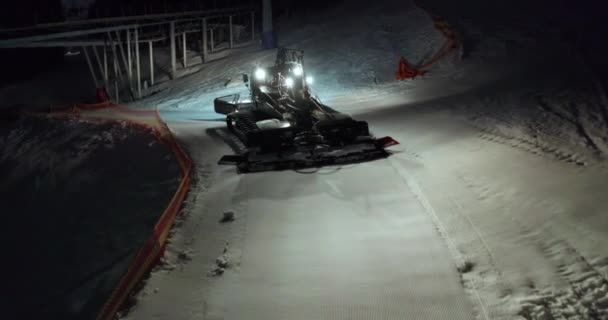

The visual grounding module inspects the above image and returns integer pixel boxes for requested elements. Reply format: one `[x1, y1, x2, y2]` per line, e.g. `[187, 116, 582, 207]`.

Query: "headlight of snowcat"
[254, 68, 266, 81]
[285, 77, 294, 88]
[306, 76, 313, 84]
[293, 65, 303, 76]
[285, 78, 293, 88]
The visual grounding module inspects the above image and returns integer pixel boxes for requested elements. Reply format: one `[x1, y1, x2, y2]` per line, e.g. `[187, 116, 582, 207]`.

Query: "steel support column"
[113, 51, 120, 103]
[229, 15, 233, 48]
[210, 28, 214, 52]
[103, 45, 108, 83]
[182, 32, 187, 68]
[92, 46, 107, 89]
[170, 21, 176, 78]
[149, 41, 154, 85]
[126, 30, 132, 79]
[201, 18, 207, 62]
[135, 28, 141, 98]
[108, 37, 124, 82]
[82, 46, 99, 88]
[113, 30, 131, 84]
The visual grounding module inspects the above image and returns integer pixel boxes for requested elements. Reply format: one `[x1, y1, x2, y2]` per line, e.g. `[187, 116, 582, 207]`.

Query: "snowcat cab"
[214, 48, 398, 172]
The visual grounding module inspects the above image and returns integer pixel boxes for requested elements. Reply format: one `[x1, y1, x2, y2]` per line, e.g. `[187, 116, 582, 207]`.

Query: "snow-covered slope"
[0, 115, 180, 320]
[2, 0, 602, 319]
[126, 0, 608, 318]
[131, 0, 445, 117]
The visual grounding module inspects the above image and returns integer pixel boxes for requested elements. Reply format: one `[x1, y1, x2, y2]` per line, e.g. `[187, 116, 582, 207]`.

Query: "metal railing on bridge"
[0, 6, 259, 103]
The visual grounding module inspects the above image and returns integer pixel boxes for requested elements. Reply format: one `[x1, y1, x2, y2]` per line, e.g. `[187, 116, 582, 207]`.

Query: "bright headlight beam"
[293, 65, 303, 76]
[306, 76, 313, 84]
[254, 68, 266, 81]
[285, 77, 294, 87]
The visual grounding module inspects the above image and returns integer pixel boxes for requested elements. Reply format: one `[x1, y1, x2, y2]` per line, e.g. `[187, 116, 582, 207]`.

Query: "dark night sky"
[0, 0, 347, 28]
[0, 0, 64, 28]
[1, 0, 606, 28]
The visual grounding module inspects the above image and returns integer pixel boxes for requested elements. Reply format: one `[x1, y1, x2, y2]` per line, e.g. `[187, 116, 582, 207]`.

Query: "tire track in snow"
[390, 135, 608, 319]
[535, 97, 602, 155]
[386, 156, 490, 320]
[444, 190, 525, 320]
[514, 220, 608, 320]
[470, 122, 588, 166]
[455, 172, 608, 320]
[413, 165, 522, 318]
[389, 142, 530, 319]
[454, 173, 584, 320]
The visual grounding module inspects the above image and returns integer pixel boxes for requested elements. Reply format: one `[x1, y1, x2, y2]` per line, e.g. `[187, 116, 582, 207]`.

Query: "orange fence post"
[395, 56, 426, 80]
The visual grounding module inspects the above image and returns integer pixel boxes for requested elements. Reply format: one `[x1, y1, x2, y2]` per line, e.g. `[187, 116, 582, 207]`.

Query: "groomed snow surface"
[0, 115, 180, 319]
[2, 0, 608, 318]
[123, 0, 608, 319]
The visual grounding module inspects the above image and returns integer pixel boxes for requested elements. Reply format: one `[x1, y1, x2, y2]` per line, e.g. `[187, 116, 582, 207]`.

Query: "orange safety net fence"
[396, 1, 459, 80]
[26, 101, 192, 320]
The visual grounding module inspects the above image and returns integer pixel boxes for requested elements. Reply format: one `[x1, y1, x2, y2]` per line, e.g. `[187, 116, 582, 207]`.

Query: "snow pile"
[0, 115, 180, 320]
[517, 240, 608, 319]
